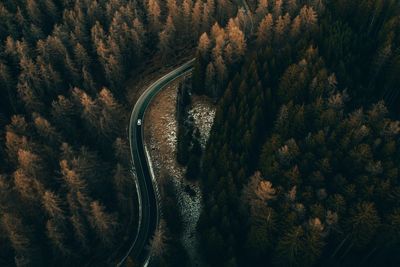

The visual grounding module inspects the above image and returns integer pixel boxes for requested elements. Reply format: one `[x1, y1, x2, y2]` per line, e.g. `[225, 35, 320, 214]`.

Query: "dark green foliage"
[177, 116, 194, 166]
[320, 0, 400, 110]
[162, 176, 183, 236]
[176, 78, 203, 180]
[258, 66, 400, 265]
[191, 56, 206, 95]
[152, 175, 189, 267]
[176, 79, 192, 122]
[195, 0, 400, 266]
[186, 154, 200, 180]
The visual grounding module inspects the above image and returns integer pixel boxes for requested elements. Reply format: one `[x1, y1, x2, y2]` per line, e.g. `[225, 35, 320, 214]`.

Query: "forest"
[0, 0, 238, 266]
[0, 0, 400, 266]
[193, 0, 400, 266]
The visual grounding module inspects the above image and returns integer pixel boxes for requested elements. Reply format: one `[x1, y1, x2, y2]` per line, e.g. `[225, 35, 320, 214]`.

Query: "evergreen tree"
[159, 15, 176, 62]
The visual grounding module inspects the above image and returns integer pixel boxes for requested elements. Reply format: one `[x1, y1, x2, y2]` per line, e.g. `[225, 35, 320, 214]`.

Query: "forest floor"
[189, 95, 216, 149]
[143, 77, 215, 266]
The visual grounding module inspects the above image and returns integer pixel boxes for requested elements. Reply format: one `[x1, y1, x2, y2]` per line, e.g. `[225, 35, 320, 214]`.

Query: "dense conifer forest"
[0, 0, 400, 266]
[0, 0, 237, 265]
[193, 0, 400, 266]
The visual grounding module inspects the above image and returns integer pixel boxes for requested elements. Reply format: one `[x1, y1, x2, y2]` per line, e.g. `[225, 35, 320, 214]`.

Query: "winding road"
[121, 2, 252, 266]
[120, 60, 195, 266]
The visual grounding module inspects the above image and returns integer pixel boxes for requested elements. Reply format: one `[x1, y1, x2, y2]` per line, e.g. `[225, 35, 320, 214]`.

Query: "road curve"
[120, 3, 251, 266]
[120, 59, 195, 266]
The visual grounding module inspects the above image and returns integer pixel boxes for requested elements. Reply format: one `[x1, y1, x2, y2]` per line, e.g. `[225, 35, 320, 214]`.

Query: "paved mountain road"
[121, 1, 252, 266]
[119, 60, 195, 266]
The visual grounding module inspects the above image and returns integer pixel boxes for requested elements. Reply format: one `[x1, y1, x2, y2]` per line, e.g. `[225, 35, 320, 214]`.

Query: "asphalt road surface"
[120, 59, 195, 266]
[121, 2, 252, 266]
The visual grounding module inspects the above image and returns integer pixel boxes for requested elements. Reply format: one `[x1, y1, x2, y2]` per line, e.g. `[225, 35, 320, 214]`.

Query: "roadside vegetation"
[176, 78, 203, 181]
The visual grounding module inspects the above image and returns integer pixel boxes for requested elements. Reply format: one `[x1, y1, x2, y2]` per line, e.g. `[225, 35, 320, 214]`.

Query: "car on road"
[137, 119, 142, 126]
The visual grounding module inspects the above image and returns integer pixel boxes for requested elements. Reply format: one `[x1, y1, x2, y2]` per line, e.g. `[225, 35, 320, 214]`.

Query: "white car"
[137, 119, 142, 126]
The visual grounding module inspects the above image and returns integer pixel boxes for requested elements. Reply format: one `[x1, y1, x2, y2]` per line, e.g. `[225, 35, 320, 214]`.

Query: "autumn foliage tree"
[0, 0, 240, 264]
[195, 1, 400, 266]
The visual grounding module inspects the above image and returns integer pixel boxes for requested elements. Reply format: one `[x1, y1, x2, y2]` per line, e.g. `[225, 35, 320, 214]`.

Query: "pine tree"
[205, 62, 216, 97]
[167, 0, 179, 21]
[273, 0, 283, 18]
[206, 0, 216, 19]
[256, 13, 273, 45]
[213, 55, 227, 98]
[73, 43, 91, 70]
[300, 5, 318, 29]
[0, 4, 15, 40]
[211, 22, 224, 43]
[89, 201, 116, 246]
[6, 115, 29, 136]
[60, 160, 87, 193]
[46, 219, 69, 255]
[274, 13, 291, 43]
[69, 211, 89, 250]
[113, 164, 130, 211]
[51, 95, 78, 137]
[5, 131, 29, 165]
[98, 88, 125, 139]
[201, 2, 212, 33]
[147, 0, 161, 32]
[192, 0, 203, 37]
[72, 87, 100, 137]
[2, 213, 32, 259]
[42, 191, 65, 222]
[17, 81, 43, 113]
[198, 32, 211, 58]
[103, 48, 124, 93]
[0, 62, 17, 113]
[33, 115, 60, 145]
[226, 19, 247, 63]
[290, 15, 302, 38]
[133, 18, 146, 56]
[14, 168, 43, 202]
[26, 0, 43, 26]
[82, 66, 97, 94]
[182, 0, 193, 39]
[275, 226, 305, 266]
[113, 138, 130, 165]
[17, 149, 45, 180]
[348, 202, 381, 249]
[176, 118, 193, 166]
[255, 0, 269, 21]
[158, 15, 176, 62]
[286, 0, 299, 15]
